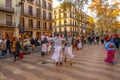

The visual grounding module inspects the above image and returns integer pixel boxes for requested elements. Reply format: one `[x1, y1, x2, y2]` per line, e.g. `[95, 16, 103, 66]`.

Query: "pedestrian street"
[0, 44, 120, 80]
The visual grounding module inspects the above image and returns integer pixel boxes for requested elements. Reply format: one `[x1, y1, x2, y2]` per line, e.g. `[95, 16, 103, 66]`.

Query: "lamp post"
[16, 0, 25, 50]
[64, 21, 67, 38]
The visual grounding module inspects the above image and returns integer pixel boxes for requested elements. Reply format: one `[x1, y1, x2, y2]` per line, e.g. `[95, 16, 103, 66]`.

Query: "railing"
[54, 24, 78, 27]
[0, 6, 14, 13]
[0, 21, 15, 27]
[22, 10, 41, 19]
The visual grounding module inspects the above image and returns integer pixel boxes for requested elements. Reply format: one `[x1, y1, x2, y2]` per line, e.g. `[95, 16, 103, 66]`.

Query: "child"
[77, 40, 82, 50]
[41, 41, 47, 57]
[104, 39, 116, 64]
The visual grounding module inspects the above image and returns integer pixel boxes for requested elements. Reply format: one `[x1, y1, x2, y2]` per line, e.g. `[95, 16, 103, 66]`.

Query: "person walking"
[48, 34, 65, 66]
[6, 38, 12, 56]
[64, 33, 74, 65]
[12, 37, 21, 62]
[0, 39, 7, 57]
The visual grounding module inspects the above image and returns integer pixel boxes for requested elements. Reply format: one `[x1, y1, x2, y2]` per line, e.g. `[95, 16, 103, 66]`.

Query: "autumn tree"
[89, 0, 120, 33]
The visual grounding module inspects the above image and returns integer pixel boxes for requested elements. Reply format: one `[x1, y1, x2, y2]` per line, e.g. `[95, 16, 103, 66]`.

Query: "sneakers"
[111, 62, 115, 65]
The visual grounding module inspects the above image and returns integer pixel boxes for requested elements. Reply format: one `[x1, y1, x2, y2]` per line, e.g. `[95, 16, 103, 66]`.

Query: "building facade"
[53, 6, 79, 36]
[21, 0, 53, 39]
[0, 0, 53, 39]
[0, 0, 16, 39]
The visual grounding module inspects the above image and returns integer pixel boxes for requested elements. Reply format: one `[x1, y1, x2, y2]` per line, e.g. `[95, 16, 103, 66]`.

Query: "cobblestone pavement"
[0, 44, 120, 80]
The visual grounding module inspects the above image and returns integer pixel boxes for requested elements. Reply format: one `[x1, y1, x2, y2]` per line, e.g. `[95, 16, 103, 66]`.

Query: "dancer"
[47, 41, 52, 54]
[77, 40, 82, 50]
[64, 33, 74, 65]
[48, 34, 65, 65]
[41, 41, 47, 57]
[104, 39, 116, 64]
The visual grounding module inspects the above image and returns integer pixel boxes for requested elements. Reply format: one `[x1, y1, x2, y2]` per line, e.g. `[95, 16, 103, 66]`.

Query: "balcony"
[24, 24, 40, 30]
[42, 5, 47, 9]
[0, 21, 15, 27]
[22, 10, 41, 19]
[0, 6, 14, 13]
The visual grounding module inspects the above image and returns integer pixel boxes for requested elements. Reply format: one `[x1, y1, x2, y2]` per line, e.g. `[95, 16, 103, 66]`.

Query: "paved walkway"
[0, 44, 120, 80]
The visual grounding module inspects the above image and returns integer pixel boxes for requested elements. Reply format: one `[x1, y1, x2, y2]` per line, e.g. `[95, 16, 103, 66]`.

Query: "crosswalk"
[0, 45, 120, 80]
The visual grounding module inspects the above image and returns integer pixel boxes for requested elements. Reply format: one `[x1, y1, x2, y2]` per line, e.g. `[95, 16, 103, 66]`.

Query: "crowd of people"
[0, 33, 120, 65]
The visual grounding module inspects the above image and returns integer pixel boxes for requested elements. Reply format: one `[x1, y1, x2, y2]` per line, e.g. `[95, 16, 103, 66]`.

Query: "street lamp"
[64, 21, 67, 38]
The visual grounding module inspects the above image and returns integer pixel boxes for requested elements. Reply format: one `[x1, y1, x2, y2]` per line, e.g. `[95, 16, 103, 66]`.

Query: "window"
[6, 14, 12, 26]
[49, 23, 52, 29]
[48, 12, 52, 20]
[59, 21, 61, 26]
[43, 0, 46, 8]
[54, 22, 56, 26]
[22, 17, 25, 27]
[43, 10, 46, 19]
[64, 20, 67, 24]
[59, 9, 61, 12]
[36, 8, 40, 17]
[59, 15, 61, 19]
[48, 3, 52, 10]
[64, 13, 67, 18]
[54, 16, 56, 19]
[70, 20, 72, 25]
[36, 0, 40, 5]
[28, 6, 33, 16]
[29, 19, 33, 28]
[54, 10, 56, 14]
[36, 21, 40, 29]
[70, 13, 72, 18]
[43, 22, 47, 29]
[6, 0, 12, 8]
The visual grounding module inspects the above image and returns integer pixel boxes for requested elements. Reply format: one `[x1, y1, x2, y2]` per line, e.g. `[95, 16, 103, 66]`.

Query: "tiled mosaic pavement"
[0, 44, 120, 80]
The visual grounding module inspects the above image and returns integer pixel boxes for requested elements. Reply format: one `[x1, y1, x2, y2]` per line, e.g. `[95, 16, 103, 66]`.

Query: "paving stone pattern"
[0, 45, 120, 80]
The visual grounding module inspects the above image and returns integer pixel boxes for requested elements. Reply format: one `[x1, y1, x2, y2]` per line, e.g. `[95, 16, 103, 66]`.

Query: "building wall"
[0, 0, 17, 39]
[53, 6, 78, 35]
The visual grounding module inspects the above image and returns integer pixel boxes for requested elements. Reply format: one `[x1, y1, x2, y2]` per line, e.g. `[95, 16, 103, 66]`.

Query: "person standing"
[0, 39, 7, 57]
[104, 39, 116, 64]
[48, 34, 65, 65]
[12, 37, 21, 62]
[114, 35, 119, 49]
[6, 38, 12, 56]
[64, 34, 74, 65]
[30, 38, 35, 51]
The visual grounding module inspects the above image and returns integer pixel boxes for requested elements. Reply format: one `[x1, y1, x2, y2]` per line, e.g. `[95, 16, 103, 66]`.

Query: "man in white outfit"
[48, 34, 65, 65]
[64, 33, 74, 65]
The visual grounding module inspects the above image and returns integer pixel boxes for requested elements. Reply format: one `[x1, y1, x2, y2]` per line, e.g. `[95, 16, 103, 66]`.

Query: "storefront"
[36, 32, 41, 40]
[24, 31, 33, 39]
[0, 28, 14, 39]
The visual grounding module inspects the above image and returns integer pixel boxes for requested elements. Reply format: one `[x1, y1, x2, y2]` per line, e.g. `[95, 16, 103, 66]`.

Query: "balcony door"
[6, 14, 12, 26]
[5, 0, 12, 8]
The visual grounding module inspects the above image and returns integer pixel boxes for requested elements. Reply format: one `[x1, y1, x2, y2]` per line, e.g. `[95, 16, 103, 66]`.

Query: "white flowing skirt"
[78, 43, 82, 49]
[64, 47, 74, 58]
[51, 46, 62, 62]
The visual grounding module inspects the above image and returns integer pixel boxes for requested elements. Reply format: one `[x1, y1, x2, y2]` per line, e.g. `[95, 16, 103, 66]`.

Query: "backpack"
[109, 43, 114, 48]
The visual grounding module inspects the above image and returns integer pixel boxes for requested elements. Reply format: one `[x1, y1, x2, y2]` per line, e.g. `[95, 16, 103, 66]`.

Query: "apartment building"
[53, 5, 79, 36]
[53, 5, 91, 36]
[41, 0, 53, 36]
[0, 0, 53, 39]
[0, 0, 16, 39]
[21, 0, 53, 39]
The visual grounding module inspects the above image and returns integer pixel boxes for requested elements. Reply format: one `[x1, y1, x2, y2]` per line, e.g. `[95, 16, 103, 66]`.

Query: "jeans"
[6, 46, 12, 54]
[1, 50, 6, 56]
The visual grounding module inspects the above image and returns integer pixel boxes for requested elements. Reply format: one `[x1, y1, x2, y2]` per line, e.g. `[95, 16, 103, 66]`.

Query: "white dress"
[41, 44, 47, 53]
[78, 42, 82, 49]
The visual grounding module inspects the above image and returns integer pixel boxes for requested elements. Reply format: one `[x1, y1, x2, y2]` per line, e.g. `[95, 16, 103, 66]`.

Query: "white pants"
[64, 47, 74, 58]
[51, 46, 63, 62]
